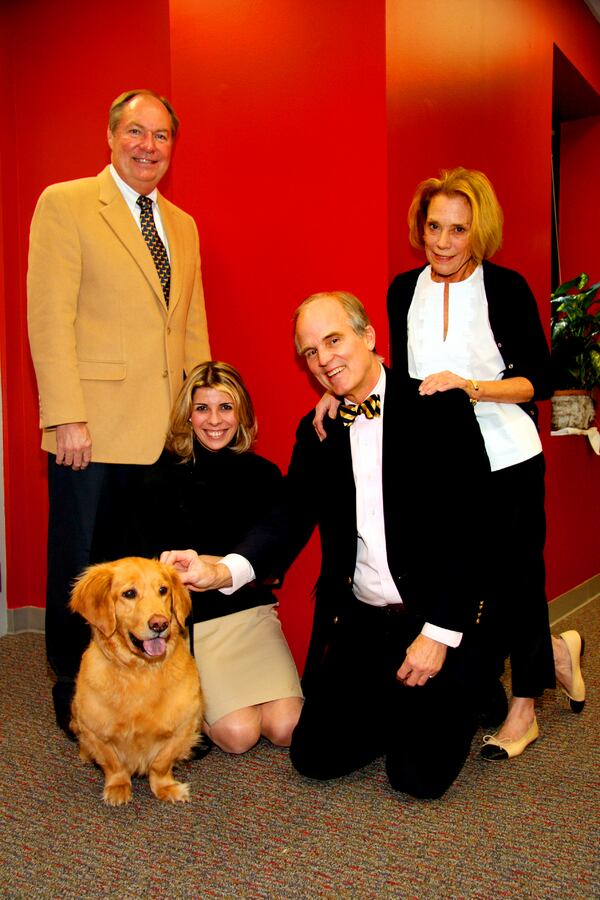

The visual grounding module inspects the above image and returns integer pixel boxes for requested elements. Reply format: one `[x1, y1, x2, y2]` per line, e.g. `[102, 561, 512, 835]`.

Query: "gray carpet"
[0, 601, 598, 899]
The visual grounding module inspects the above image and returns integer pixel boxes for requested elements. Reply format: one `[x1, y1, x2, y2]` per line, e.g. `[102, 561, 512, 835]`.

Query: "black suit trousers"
[46, 457, 145, 682]
[290, 593, 482, 799]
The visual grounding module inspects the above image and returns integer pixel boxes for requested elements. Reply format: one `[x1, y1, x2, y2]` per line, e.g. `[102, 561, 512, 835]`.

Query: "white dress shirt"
[109, 164, 171, 259]
[223, 364, 461, 648]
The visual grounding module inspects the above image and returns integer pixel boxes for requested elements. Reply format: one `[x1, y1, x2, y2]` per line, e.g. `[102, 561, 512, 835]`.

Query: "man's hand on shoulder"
[397, 633, 447, 687]
[55, 423, 92, 470]
[159, 549, 233, 592]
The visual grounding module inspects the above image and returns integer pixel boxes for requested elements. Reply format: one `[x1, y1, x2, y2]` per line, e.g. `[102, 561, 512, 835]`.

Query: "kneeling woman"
[143, 361, 303, 753]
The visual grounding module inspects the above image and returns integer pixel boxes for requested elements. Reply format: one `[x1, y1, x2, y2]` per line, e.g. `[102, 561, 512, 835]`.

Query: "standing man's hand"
[55, 422, 92, 470]
[397, 634, 447, 687]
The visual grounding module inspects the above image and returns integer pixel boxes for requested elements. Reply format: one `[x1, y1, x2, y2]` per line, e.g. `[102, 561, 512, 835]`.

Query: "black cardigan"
[386, 260, 552, 427]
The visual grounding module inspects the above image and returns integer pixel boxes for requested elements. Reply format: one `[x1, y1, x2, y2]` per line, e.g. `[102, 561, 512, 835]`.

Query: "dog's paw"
[103, 782, 133, 806]
[78, 745, 93, 763]
[153, 780, 191, 803]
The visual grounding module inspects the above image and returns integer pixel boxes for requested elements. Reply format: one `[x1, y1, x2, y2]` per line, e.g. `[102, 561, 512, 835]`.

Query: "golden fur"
[69, 557, 203, 806]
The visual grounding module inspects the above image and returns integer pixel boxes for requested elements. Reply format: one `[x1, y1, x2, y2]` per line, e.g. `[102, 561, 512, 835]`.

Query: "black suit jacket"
[234, 369, 490, 665]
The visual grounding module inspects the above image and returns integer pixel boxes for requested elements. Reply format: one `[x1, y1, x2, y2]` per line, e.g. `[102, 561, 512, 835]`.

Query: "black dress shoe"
[191, 735, 214, 760]
[52, 680, 77, 742]
[479, 679, 508, 731]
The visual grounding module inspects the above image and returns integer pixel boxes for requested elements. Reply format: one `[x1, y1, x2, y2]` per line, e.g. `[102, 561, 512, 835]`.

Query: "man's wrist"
[218, 553, 254, 594]
[422, 622, 462, 648]
[211, 562, 233, 590]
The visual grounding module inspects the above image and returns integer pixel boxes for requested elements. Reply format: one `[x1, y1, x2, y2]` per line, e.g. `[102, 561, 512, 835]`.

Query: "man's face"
[107, 94, 174, 195]
[295, 297, 379, 403]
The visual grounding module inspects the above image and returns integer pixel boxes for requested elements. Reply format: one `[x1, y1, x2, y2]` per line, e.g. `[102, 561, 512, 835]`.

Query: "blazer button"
[497, 342, 502, 348]
[347, 576, 352, 585]
[508, 363, 514, 369]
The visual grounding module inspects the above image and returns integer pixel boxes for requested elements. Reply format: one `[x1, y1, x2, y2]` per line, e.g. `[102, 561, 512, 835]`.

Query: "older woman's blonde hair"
[165, 361, 257, 462]
[408, 167, 503, 264]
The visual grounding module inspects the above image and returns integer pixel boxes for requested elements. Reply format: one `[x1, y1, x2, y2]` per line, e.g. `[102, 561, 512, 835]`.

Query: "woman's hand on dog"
[160, 549, 233, 591]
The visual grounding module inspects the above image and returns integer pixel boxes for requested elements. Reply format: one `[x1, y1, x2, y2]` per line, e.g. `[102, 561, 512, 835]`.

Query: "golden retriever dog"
[69, 557, 203, 806]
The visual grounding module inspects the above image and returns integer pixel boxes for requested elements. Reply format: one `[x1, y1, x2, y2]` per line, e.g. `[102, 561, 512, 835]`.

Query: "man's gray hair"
[293, 291, 371, 352]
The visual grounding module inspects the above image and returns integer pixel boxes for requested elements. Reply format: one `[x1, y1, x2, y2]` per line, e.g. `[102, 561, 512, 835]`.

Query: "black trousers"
[484, 453, 555, 698]
[46, 457, 145, 683]
[290, 594, 481, 800]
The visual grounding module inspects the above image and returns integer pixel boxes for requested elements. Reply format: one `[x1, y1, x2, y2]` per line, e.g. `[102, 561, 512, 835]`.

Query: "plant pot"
[551, 390, 596, 431]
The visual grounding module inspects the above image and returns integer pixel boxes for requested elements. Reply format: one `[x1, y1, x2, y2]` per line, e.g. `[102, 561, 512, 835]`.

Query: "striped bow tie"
[338, 393, 381, 427]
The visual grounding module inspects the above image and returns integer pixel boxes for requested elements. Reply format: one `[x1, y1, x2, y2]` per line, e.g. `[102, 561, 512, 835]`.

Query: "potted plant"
[550, 272, 600, 431]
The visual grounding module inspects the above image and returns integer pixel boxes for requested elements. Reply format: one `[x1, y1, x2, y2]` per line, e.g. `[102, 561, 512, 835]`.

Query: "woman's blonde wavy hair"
[408, 167, 503, 264]
[165, 361, 257, 462]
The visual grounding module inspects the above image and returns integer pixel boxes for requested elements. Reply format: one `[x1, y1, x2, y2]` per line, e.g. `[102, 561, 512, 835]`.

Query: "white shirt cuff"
[421, 622, 463, 648]
[218, 553, 255, 595]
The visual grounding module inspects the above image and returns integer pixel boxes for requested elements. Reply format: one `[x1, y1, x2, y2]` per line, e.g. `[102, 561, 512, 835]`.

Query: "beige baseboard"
[548, 573, 600, 625]
[4, 573, 599, 635]
[7, 605, 45, 634]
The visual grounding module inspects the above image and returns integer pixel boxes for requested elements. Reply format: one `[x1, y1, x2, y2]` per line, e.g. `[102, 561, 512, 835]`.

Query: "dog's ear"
[70, 563, 117, 637]
[166, 566, 192, 628]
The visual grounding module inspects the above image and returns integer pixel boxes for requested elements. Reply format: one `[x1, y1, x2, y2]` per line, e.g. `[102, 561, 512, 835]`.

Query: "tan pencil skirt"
[193, 604, 303, 725]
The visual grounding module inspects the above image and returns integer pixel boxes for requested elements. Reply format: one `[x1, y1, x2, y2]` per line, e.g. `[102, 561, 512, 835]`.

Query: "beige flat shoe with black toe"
[557, 630, 586, 713]
[480, 718, 539, 761]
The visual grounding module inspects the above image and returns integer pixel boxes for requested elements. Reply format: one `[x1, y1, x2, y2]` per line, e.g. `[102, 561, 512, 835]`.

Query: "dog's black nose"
[149, 617, 168, 634]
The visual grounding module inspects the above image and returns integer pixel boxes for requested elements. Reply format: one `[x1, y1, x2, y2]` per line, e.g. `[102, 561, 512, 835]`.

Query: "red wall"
[167, 0, 388, 662]
[0, 0, 172, 626]
[547, 113, 600, 594]
[1, 0, 599, 672]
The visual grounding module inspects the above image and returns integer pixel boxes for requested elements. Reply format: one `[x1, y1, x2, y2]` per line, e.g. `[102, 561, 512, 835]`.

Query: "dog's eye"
[158, 585, 168, 596]
[122, 589, 137, 600]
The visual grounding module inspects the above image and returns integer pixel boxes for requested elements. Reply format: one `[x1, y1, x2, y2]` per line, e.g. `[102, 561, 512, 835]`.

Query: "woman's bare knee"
[261, 697, 304, 747]
[208, 709, 261, 754]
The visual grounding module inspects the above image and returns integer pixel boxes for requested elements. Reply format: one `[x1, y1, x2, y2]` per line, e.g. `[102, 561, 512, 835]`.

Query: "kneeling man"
[164, 291, 490, 799]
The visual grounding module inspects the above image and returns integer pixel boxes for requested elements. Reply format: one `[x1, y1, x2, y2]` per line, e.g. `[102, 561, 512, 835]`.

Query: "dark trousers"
[484, 453, 555, 698]
[46, 457, 145, 684]
[290, 594, 481, 800]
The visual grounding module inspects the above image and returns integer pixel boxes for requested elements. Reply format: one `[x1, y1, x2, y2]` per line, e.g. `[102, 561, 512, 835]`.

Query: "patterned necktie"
[136, 195, 171, 307]
[338, 393, 381, 427]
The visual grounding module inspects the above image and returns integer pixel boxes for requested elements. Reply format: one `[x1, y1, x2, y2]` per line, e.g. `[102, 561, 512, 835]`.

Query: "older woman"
[386, 167, 585, 759]
[140, 361, 303, 754]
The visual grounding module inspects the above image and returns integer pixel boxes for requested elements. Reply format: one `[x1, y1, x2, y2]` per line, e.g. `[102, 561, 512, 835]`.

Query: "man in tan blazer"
[27, 89, 210, 736]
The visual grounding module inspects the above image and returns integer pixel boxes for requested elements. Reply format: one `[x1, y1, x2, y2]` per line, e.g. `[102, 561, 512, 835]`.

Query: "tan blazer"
[27, 166, 210, 464]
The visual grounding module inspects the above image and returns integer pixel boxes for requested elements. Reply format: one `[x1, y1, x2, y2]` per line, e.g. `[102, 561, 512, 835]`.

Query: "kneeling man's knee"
[386, 759, 453, 800]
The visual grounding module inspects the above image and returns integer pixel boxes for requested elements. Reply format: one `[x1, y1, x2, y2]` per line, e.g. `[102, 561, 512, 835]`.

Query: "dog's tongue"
[143, 637, 167, 657]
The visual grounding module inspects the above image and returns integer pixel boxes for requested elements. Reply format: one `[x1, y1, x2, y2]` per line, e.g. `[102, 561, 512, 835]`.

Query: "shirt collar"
[344, 363, 386, 407]
[109, 163, 158, 205]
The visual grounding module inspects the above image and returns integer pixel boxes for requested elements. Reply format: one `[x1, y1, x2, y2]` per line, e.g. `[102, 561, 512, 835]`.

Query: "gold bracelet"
[469, 379, 480, 406]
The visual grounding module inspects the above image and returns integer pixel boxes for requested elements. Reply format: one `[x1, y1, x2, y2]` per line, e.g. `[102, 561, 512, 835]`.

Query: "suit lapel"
[381, 369, 414, 568]
[97, 167, 167, 312]
[324, 410, 358, 550]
